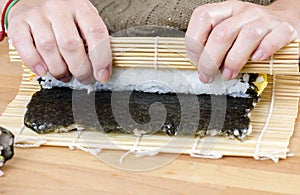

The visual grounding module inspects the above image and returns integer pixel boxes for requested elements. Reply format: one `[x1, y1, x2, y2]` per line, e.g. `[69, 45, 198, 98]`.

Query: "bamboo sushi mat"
[0, 66, 299, 163]
[9, 38, 300, 75]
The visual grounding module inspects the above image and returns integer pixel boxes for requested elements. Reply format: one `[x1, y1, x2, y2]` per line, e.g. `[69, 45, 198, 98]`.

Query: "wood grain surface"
[1, 40, 300, 195]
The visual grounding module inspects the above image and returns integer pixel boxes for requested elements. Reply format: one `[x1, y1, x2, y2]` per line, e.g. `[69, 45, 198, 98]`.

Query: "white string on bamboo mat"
[69, 130, 102, 156]
[287, 153, 295, 157]
[270, 54, 274, 75]
[189, 135, 223, 159]
[153, 36, 159, 70]
[253, 76, 280, 163]
[119, 129, 159, 164]
[14, 126, 47, 148]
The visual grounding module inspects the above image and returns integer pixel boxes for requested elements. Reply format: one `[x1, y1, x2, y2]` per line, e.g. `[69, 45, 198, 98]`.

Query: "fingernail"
[97, 68, 110, 83]
[222, 68, 234, 80]
[252, 49, 264, 61]
[198, 71, 214, 83]
[34, 64, 47, 76]
[80, 77, 95, 85]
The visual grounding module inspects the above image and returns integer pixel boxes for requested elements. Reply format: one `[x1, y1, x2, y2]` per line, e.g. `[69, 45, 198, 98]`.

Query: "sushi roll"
[0, 127, 14, 167]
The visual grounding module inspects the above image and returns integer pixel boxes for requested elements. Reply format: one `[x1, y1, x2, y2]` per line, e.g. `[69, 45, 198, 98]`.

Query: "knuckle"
[212, 25, 234, 42]
[88, 24, 108, 36]
[192, 5, 211, 20]
[241, 24, 264, 39]
[280, 22, 295, 36]
[37, 37, 56, 51]
[59, 37, 82, 52]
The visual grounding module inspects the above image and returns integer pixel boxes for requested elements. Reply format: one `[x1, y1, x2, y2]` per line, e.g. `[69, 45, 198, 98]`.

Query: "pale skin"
[186, 0, 300, 83]
[1, 0, 300, 84]
[1, 0, 112, 84]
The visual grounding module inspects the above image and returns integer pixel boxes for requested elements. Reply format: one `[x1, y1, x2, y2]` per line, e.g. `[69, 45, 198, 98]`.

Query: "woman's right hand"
[6, 0, 112, 84]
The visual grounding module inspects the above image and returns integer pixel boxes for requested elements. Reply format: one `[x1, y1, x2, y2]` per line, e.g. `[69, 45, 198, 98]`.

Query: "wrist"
[268, 0, 300, 37]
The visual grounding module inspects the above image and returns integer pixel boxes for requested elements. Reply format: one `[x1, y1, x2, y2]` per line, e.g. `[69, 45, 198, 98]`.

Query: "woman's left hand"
[185, 0, 298, 83]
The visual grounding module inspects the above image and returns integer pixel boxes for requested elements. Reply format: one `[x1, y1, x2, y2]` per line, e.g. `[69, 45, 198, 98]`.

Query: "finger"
[8, 21, 48, 76]
[27, 16, 70, 81]
[50, 13, 94, 84]
[185, 2, 234, 64]
[75, 3, 112, 83]
[252, 22, 297, 61]
[197, 9, 265, 83]
[197, 19, 240, 83]
[222, 19, 275, 79]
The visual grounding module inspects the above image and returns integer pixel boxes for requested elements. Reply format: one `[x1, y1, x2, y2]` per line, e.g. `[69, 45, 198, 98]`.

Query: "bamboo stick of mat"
[0, 66, 299, 161]
[8, 37, 300, 75]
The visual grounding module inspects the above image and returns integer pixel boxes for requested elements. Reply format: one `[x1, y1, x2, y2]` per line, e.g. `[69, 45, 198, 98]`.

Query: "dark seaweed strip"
[24, 87, 257, 140]
[24, 88, 74, 133]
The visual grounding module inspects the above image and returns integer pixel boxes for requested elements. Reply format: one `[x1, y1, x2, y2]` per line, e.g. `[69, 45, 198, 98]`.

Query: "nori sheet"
[24, 86, 258, 140]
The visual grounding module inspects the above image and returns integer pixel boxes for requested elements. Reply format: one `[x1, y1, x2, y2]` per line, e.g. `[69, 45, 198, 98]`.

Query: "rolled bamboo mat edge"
[8, 38, 300, 75]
